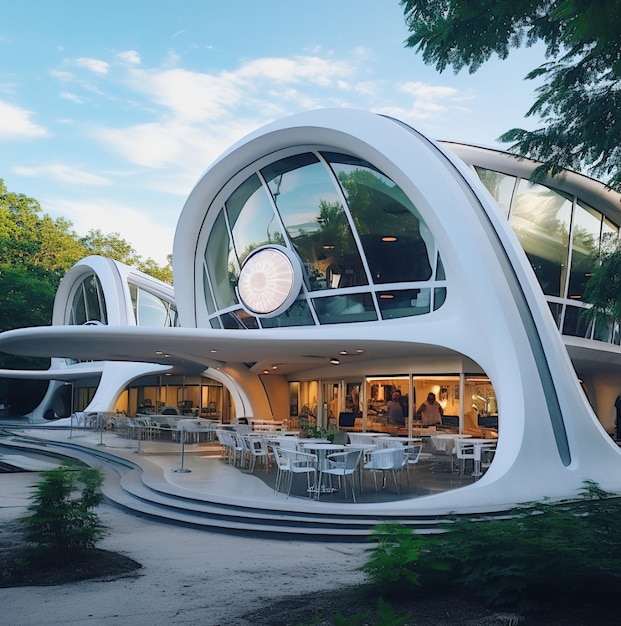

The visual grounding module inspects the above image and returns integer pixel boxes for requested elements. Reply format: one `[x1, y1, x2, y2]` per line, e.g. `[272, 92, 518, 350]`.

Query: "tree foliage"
[0, 178, 173, 337]
[400, 0, 621, 190]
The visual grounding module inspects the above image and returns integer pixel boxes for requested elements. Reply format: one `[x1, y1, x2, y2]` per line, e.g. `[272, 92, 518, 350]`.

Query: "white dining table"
[298, 442, 347, 493]
[375, 436, 422, 448]
[430, 433, 471, 453]
[458, 437, 497, 477]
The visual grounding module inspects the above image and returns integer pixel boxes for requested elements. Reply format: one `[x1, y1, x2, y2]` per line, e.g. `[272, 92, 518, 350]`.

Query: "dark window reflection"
[220, 310, 259, 329]
[562, 305, 590, 338]
[313, 293, 377, 324]
[205, 210, 239, 310]
[261, 154, 367, 292]
[260, 299, 316, 328]
[568, 202, 601, 301]
[226, 173, 285, 266]
[326, 153, 433, 284]
[377, 289, 431, 319]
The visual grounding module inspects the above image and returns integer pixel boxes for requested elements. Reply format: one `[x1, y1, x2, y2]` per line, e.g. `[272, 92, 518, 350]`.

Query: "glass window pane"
[71, 284, 87, 325]
[509, 180, 572, 297]
[226, 174, 286, 266]
[219, 310, 259, 329]
[562, 304, 590, 338]
[261, 299, 316, 328]
[474, 167, 516, 218]
[327, 154, 433, 284]
[568, 201, 602, 300]
[377, 288, 431, 319]
[168, 303, 179, 327]
[433, 287, 447, 310]
[261, 154, 368, 292]
[138, 290, 168, 327]
[84, 275, 106, 323]
[312, 293, 377, 324]
[601, 217, 619, 253]
[128, 283, 138, 323]
[204, 209, 239, 309]
[593, 315, 613, 343]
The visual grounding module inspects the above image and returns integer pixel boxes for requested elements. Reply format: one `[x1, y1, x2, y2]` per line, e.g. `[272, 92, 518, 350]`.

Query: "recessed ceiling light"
[330, 358, 340, 365]
[381, 236, 397, 242]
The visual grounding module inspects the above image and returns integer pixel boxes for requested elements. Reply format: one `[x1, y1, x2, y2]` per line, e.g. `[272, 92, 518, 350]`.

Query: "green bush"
[361, 523, 427, 598]
[361, 481, 621, 611]
[19, 465, 106, 563]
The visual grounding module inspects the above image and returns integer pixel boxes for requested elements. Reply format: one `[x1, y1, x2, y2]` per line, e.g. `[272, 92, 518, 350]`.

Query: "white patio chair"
[363, 447, 406, 493]
[282, 449, 317, 498]
[455, 439, 476, 476]
[246, 436, 270, 473]
[404, 444, 422, 483]
[318, 449, 362, 502]
[271, 445, 291, 494]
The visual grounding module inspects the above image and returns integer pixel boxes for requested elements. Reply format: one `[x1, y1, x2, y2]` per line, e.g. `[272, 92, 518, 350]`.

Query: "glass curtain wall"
[201, 151, 446, 329]
[476, 168, 620, 344]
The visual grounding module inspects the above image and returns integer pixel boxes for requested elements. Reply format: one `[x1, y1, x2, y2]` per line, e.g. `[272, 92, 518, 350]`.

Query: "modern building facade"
[2, 108, 621, 514]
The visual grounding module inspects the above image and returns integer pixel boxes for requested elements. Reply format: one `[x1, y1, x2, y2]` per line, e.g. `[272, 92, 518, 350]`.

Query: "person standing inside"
[386, 391, 405, 427]
[417, 392, 444, 427]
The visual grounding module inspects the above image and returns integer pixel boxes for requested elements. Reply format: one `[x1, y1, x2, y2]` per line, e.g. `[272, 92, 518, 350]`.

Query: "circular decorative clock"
[237, 245, 302, 317]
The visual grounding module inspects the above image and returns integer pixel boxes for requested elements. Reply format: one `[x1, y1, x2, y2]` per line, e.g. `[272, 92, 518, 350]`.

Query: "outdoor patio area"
[0, 421, 484, 507]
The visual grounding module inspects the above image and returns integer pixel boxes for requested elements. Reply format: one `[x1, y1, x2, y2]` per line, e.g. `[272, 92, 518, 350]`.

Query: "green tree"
[400, 0, 621, 190]
[20, 465, 106, 563]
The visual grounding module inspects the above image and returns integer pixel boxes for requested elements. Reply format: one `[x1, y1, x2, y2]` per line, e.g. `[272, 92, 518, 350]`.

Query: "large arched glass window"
[200, 149, 445, 328]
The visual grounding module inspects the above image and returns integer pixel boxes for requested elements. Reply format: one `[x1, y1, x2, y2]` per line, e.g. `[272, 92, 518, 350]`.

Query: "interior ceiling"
[0, 325, 458, 377]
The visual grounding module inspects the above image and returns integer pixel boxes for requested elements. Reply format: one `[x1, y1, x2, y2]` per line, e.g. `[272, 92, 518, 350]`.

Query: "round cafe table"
[299, 442, 347, 493]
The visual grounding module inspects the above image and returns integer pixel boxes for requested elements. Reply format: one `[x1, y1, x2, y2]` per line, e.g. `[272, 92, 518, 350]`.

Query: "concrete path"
[0, 473, 367, 626]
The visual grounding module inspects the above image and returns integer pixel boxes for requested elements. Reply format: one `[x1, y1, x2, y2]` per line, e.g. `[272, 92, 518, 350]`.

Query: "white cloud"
[396, 81, 475, 118]
[117, 50, 141, 65]
[60, 91, 85, 104]
[0, 100, 48, 140]
[75, 57, 110, 74]
[50, 69, 75, 82]
[12, 163, 110, 186]
[59, 51, 479, 206]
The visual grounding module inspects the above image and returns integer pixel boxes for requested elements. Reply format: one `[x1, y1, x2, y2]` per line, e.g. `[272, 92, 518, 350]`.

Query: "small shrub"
[19, 465, 106, 563]
[361, 523, 425, 598]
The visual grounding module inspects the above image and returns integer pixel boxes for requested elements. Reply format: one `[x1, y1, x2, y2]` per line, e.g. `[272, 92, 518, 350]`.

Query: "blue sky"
[0, 1, 546, 265]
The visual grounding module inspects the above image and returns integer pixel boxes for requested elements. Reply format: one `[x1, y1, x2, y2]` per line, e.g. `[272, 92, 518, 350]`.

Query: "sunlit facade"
[3, 109, 621, 515]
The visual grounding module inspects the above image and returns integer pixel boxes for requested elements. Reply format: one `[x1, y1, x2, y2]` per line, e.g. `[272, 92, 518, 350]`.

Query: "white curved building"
[2, 108, 621, 514]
